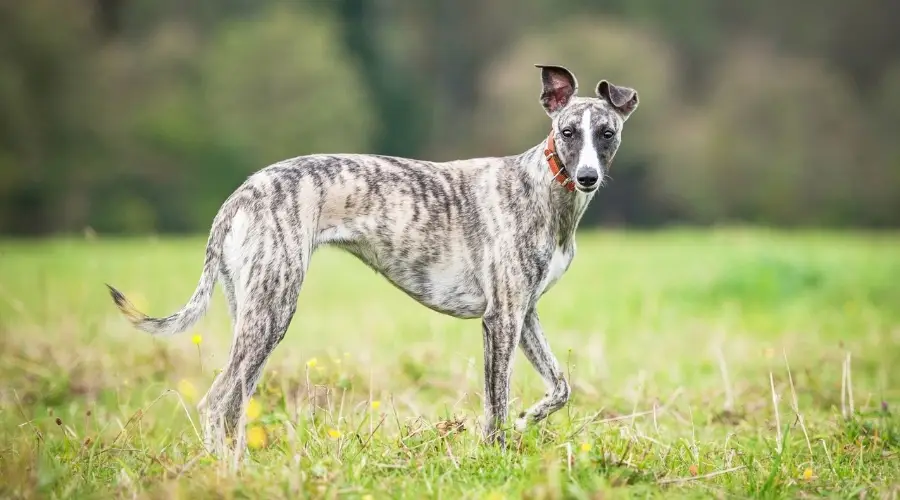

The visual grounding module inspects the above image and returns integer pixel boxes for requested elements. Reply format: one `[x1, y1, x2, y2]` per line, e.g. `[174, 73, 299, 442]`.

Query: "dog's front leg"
[481, 308, 525, 448]
[515, 310, 570, 432]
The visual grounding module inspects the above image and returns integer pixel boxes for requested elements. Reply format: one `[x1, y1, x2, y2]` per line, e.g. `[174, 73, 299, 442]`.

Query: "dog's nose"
[575, 168, 599, 188]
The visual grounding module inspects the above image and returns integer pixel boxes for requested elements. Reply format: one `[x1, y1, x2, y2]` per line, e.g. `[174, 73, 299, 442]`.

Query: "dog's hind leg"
[200, 230, 313, 455]
[514, 310, 570, 431]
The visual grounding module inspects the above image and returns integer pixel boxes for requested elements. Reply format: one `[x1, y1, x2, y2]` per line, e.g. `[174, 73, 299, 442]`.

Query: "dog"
[107, 64, 638, 452]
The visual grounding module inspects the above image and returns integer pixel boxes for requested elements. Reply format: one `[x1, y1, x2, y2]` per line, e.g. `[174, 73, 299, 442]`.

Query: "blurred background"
[1, 0, 898, 236]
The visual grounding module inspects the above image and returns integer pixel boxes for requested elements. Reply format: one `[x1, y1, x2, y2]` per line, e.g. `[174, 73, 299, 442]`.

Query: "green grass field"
[1, 229, 899, 499]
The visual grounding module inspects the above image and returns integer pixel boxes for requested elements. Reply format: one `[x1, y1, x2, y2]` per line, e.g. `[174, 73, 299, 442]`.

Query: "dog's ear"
[536, 64, 578, 116]
[596, 80, 638, 119]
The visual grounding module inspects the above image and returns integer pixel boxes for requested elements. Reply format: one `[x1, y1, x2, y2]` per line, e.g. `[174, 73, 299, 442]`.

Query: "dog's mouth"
[575, 184, 600, 194]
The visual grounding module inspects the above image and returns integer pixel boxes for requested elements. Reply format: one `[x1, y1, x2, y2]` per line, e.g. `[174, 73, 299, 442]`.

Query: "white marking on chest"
[578, 108, 600, 170]
[542, 246, 573, 293]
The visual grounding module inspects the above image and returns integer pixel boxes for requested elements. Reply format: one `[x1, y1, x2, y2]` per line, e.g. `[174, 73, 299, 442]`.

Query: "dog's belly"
[333, 240, 487, 319]
[393, 268, 487, 319]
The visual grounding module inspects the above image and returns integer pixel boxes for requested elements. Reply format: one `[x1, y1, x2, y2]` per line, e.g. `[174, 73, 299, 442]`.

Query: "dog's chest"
[540, 245, 574, 295]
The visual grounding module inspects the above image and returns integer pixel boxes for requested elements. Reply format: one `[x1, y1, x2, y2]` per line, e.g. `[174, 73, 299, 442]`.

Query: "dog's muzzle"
[574, 167, 601, 192]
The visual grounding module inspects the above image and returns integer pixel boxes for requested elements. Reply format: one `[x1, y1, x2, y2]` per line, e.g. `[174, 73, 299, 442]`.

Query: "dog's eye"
[602, 129, 615, 139]
[561, 128, 574, 138]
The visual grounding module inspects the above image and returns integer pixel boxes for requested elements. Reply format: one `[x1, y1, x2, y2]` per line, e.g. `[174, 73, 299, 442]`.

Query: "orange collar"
[543, 130, 575, 192]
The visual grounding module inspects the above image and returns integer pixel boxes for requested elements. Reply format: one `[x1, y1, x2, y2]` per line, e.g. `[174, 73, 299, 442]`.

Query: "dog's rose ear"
[536, 64, 578, 116]
[596, 80, 639, 119]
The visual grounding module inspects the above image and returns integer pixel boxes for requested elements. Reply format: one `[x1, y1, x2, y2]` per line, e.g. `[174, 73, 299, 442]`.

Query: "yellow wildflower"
[177, 379, 197, 403]
[802, 468, 814, 481]
[246, 397, 262, 421]
[306, 358, 318, 368]
[361, 495, 373, 500]
[327, 428, 342, 439]
[247, 426, 267, 449]
[371, 400, 381, 410]
[191, 334, 202, 345]
[580, 442, 592, 453]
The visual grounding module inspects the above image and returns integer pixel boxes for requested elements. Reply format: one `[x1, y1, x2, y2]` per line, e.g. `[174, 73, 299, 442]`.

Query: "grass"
[1, 228, 899, 499]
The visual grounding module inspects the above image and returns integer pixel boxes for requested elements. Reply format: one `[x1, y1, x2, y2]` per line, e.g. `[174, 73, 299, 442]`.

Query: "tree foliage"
[1, 0, 898, 234]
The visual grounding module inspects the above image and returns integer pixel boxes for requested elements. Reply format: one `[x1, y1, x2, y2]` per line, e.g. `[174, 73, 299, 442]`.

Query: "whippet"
[108, 64, 638, 451]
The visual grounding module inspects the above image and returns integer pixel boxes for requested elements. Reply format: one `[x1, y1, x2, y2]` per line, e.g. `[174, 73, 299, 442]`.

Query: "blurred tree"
[329, 0, 531, 159]
[718, 0, 900, 92]
[1, 0, 899, 233]
[330, 0, 429, 158]
[89, 20, 229, 233]
[98, 4, 376, 232]
[201, 5, 374, 162]
[0, 1, 106, 234]
[651, 42, 873, 226]
[413, 0, 531, 159]
[93, 0, 125, 38]
[579, 0, 900, 96]
[867, 65, 900, 225]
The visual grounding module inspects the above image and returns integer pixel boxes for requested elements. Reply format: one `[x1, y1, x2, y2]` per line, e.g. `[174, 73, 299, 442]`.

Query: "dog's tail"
[106, 194, 244, 336]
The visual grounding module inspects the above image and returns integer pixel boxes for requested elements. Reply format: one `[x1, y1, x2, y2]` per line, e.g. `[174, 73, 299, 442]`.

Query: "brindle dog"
[108, 64, 638, 453]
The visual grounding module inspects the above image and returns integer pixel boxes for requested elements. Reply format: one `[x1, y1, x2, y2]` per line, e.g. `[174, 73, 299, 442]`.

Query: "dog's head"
[536, 64, 638, 193]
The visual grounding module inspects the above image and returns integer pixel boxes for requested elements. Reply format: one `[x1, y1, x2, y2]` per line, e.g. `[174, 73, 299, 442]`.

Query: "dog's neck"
[515, 139, 594, 247]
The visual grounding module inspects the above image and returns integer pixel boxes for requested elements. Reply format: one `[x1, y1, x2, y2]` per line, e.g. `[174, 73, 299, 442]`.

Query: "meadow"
[1, 229, 898, 499]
